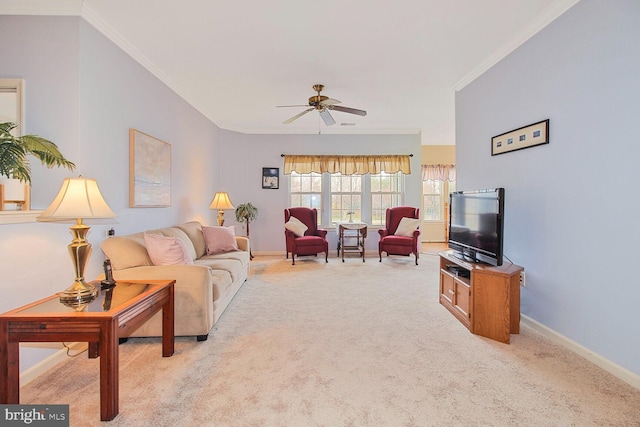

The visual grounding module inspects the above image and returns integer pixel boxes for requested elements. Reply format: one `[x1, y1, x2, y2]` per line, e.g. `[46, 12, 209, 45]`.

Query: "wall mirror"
[0, 79, 37, 223]
[0, 78, 23, 133]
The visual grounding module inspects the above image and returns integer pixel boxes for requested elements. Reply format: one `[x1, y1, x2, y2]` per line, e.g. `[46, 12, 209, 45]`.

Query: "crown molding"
[453, 0, 581, 92]
[80, 4, 180, 95]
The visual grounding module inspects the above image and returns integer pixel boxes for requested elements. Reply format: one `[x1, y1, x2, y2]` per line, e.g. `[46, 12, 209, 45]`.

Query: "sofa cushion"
[205, 250, 250, 265]
[143, 233, 194, 266]
[195, 257, 244, 283]
[157, 227, 197, 261]
[101, 233, 152, 270]
[202, 226, 239, 254]
[177, 221, 207, 259]
[210, 269, 233, 302]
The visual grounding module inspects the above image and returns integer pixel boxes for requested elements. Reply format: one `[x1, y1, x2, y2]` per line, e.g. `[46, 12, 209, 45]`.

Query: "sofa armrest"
[235, 236, 250, 253]
[108, 264, 215, 329]
[109, 265, 214, 298]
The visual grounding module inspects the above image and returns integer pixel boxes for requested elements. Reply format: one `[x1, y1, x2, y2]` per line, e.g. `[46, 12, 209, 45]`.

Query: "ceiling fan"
[278, 84, 367, 126]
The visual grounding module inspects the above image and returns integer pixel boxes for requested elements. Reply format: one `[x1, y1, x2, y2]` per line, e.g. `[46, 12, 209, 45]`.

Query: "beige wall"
[421, 145, 455, 165]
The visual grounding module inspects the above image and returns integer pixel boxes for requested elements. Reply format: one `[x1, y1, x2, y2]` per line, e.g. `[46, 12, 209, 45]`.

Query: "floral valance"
[283, 155, 411, 175]
[421, 164, 456, 182]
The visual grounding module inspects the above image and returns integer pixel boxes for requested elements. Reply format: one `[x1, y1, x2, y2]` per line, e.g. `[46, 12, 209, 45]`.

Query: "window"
[422, 179, 456, 221]
[289, 171, 405, 226]
[330, 174, 362, 223]
[422, 180, 443, 221]
[371, 172, 404, 226]
[289, 172, 323, 224]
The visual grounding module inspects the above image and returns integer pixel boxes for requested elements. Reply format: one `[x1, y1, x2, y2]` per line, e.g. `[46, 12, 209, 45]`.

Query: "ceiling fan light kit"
[279, 84, 367, 126]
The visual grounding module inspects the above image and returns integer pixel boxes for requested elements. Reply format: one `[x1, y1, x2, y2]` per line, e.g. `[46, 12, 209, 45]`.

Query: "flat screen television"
[448, 188, 505, 266]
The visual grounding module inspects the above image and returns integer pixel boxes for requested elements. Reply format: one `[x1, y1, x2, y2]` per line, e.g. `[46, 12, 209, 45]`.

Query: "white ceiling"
[3, 0, 579, 144]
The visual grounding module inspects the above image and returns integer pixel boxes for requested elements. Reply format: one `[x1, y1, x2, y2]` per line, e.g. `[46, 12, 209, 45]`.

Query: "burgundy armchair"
[284, 207, 329, 265]
[378, 206, 421, 265]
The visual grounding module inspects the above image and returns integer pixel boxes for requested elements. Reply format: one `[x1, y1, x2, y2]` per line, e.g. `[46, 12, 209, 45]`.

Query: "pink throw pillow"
[143, 233, 194, 266]
[202, 226, 238, 254]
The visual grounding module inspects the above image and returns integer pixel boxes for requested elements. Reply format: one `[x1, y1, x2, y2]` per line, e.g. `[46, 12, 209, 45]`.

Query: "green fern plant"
[0, 122, 76, 183]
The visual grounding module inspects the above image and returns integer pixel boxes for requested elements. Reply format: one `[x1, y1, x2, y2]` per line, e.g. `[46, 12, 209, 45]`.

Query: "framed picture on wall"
[491, 119, 549, 155]
[129, 128, 172, 207]
[262, 167, 279, 189]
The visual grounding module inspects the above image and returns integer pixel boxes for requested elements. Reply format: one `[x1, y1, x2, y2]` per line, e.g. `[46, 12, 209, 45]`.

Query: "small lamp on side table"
[37, 177, 116, 307]
[209, 191, 234, 226]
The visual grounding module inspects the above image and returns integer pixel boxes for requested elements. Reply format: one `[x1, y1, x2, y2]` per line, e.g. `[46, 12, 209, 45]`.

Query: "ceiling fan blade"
[319, 109, 336, 126]
[283, 108, 313, 124]
[330, 105, 367, 117]
[277, 104, 310, 108]
[319, 98, 341, 107]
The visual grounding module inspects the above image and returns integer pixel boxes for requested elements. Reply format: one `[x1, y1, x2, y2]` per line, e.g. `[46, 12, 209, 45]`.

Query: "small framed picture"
[262, 167, 279, 189]
[491, 119, 549, 156]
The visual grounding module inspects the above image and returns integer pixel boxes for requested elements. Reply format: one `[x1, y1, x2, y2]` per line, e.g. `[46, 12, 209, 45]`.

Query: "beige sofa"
[99, 221, 250, 341]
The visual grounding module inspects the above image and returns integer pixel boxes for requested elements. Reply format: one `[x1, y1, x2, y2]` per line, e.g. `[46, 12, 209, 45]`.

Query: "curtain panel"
[283, 155, 411, 175]
[421, 164, 456, 181]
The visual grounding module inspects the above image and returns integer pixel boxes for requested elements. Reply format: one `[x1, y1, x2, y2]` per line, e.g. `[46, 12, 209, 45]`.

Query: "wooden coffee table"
[0, 279, 175, 421]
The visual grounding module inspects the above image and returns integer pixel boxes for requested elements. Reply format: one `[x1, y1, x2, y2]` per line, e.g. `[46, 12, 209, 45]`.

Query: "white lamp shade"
[37, 177, 116, 221]
[209, 192, 234, 210]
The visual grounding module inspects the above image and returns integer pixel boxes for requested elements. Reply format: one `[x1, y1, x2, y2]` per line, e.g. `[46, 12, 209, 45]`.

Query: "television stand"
[439, 250, 523, 344]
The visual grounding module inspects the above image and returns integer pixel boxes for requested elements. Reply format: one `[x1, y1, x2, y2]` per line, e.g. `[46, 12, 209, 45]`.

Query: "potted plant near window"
[0, 122, 76, 210]
[235, 202, 258, 259]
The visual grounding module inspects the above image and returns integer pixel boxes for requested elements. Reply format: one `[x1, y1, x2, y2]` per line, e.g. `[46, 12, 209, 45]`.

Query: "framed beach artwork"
[129, 128, 172, 207]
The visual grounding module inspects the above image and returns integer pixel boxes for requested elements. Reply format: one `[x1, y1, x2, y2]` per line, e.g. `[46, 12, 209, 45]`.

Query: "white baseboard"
[521, 315, 640, 391]
[252, 251, 285, 256]
[20, 343, 87, 387]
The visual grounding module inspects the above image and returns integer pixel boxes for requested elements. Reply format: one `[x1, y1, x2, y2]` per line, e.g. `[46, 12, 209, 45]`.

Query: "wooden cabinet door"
[440, 271, 455, 306]
[453, 279, 471, 321]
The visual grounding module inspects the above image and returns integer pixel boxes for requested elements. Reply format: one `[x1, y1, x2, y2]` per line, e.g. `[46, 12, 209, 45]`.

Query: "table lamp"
[209, 191, 234, 226]
[37, 177, 116, 306]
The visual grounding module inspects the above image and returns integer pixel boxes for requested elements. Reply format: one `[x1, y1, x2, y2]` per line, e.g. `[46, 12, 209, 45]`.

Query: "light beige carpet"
[21, 254, 640, 426]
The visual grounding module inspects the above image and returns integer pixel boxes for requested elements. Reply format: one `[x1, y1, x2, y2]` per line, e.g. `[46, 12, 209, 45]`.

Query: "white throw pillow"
[143, 233, 194, 266]
[202, 226, 238, 254]
[285, 216, 308, 237]
[394, 217, 420, 237]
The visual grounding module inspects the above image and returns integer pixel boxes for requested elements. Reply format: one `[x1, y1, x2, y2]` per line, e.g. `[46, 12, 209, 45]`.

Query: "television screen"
[448, 188, 504, 266]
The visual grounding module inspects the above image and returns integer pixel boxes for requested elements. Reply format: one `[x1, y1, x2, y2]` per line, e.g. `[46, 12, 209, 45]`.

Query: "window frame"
[330, 173, 362, 224]
[370, 171, 404, 226]
[421, 179, 456, 222]
[288, 171, 405, 227]
[288, 171, 324, 225]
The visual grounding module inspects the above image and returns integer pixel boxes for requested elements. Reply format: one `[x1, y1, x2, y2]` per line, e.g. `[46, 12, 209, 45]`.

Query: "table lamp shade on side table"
[209, 191, 234, 226]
